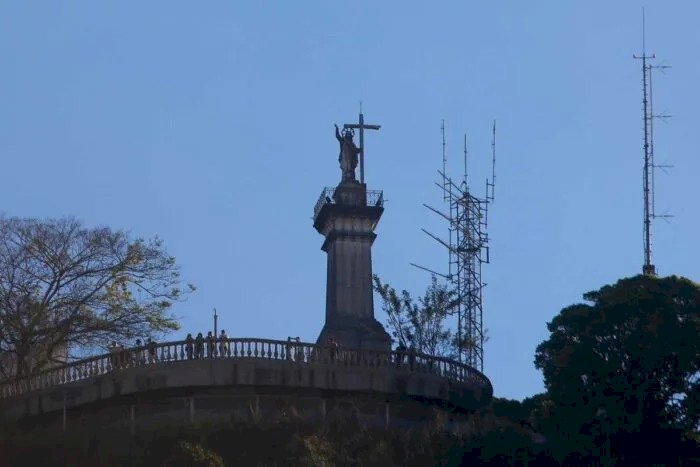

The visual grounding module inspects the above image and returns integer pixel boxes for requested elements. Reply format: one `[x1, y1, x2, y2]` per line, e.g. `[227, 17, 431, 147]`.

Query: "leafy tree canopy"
[535, 274, 700, 463]
[373, 274, 456, 357]
[0, 216, 194, 378]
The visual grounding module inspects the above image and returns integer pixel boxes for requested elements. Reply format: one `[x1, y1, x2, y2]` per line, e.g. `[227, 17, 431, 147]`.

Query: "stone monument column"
[312, 121, 391, 351]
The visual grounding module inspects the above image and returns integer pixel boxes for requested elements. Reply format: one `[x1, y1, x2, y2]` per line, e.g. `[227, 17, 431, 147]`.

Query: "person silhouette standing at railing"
[118, 344, 128, 369]
[408, 345, 416, 371]
[134, 339, 144, 366]
[327, 337, 339, 363]
[218, 330, 228, 357]
[195, 333, 204, 358]
[147, 338, 157, 363]
[206, 331, 215, 358]
[185, 333, 194, 359]
[293, 337, 303, 362]
[109, 341, 119, 370]
[395, 343, 406, 368]
[285, 337, 293, 361]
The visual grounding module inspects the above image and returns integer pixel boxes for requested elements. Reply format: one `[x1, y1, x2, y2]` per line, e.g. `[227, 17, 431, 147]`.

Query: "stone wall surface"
[1, 355, 487, 423]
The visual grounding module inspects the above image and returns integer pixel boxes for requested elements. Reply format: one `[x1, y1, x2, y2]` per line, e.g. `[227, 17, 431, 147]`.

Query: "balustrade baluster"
[246, 342, 251, 357]
[274, 343, 279, 359]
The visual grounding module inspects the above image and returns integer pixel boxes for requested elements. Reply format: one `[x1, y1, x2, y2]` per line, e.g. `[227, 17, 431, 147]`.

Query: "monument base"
[316, 316, 391, 352]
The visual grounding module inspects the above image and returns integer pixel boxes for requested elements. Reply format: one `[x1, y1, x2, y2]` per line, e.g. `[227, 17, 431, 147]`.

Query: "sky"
[1, 1, 698, 401]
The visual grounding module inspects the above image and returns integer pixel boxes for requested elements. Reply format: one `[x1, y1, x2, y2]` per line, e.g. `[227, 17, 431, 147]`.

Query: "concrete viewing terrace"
[0, 337, 493, 423]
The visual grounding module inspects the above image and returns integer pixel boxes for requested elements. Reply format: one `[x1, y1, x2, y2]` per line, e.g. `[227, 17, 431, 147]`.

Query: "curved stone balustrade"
[0, 337, 492, 407]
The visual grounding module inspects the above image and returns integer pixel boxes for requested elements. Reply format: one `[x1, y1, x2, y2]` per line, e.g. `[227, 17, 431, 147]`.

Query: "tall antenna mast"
[633, 9, 671, 276]
[487, 121, 496, 204]
[463, 133, 468, 188]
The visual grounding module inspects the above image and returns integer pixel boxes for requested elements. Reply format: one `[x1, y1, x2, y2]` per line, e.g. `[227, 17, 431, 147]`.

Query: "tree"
[534, 275, 700, 464]
[373, 274, 456, 356]
[0, 216, 193, 379]
[163, 441, 225, 467]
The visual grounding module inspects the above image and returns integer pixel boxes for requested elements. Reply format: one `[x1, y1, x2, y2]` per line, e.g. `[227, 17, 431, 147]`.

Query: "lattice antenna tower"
[411, 121, 496, 371]
[634, 9, 671, 276]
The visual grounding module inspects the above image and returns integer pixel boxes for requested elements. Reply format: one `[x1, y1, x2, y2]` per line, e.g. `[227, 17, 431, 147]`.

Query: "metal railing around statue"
[313, 187, 384, 219]
[0, 337, 492, 401]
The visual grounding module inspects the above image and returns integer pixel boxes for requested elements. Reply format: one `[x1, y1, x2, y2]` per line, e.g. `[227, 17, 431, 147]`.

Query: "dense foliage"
[0, 408, 552, 466]
[0, 217, 193, 378]
[534, 275, 700, 464]
[373, 274, 457, 357]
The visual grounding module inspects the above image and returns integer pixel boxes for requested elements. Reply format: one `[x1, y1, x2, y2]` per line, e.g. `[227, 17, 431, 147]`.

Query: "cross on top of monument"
[343, 113, 380, 184]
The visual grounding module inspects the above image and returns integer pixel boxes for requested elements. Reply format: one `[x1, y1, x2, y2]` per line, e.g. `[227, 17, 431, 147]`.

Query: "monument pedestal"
[313, 181, 391, 352]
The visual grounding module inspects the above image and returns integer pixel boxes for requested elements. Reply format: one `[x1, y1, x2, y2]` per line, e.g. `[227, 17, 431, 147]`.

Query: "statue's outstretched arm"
[335, 124, 342, 142]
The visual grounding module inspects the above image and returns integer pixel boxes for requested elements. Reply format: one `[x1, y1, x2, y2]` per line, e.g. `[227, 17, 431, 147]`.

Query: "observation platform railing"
[313, 187, 384, 220]
[0, 337, 492, 401]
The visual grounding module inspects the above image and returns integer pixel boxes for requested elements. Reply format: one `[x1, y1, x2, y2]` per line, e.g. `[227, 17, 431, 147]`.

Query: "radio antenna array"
[634, 9, 672, 276]
[411, 120, 497, 371]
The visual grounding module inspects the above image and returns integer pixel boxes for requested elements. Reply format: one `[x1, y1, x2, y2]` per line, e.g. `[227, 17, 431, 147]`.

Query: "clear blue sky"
[1, 1, 698, 400]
